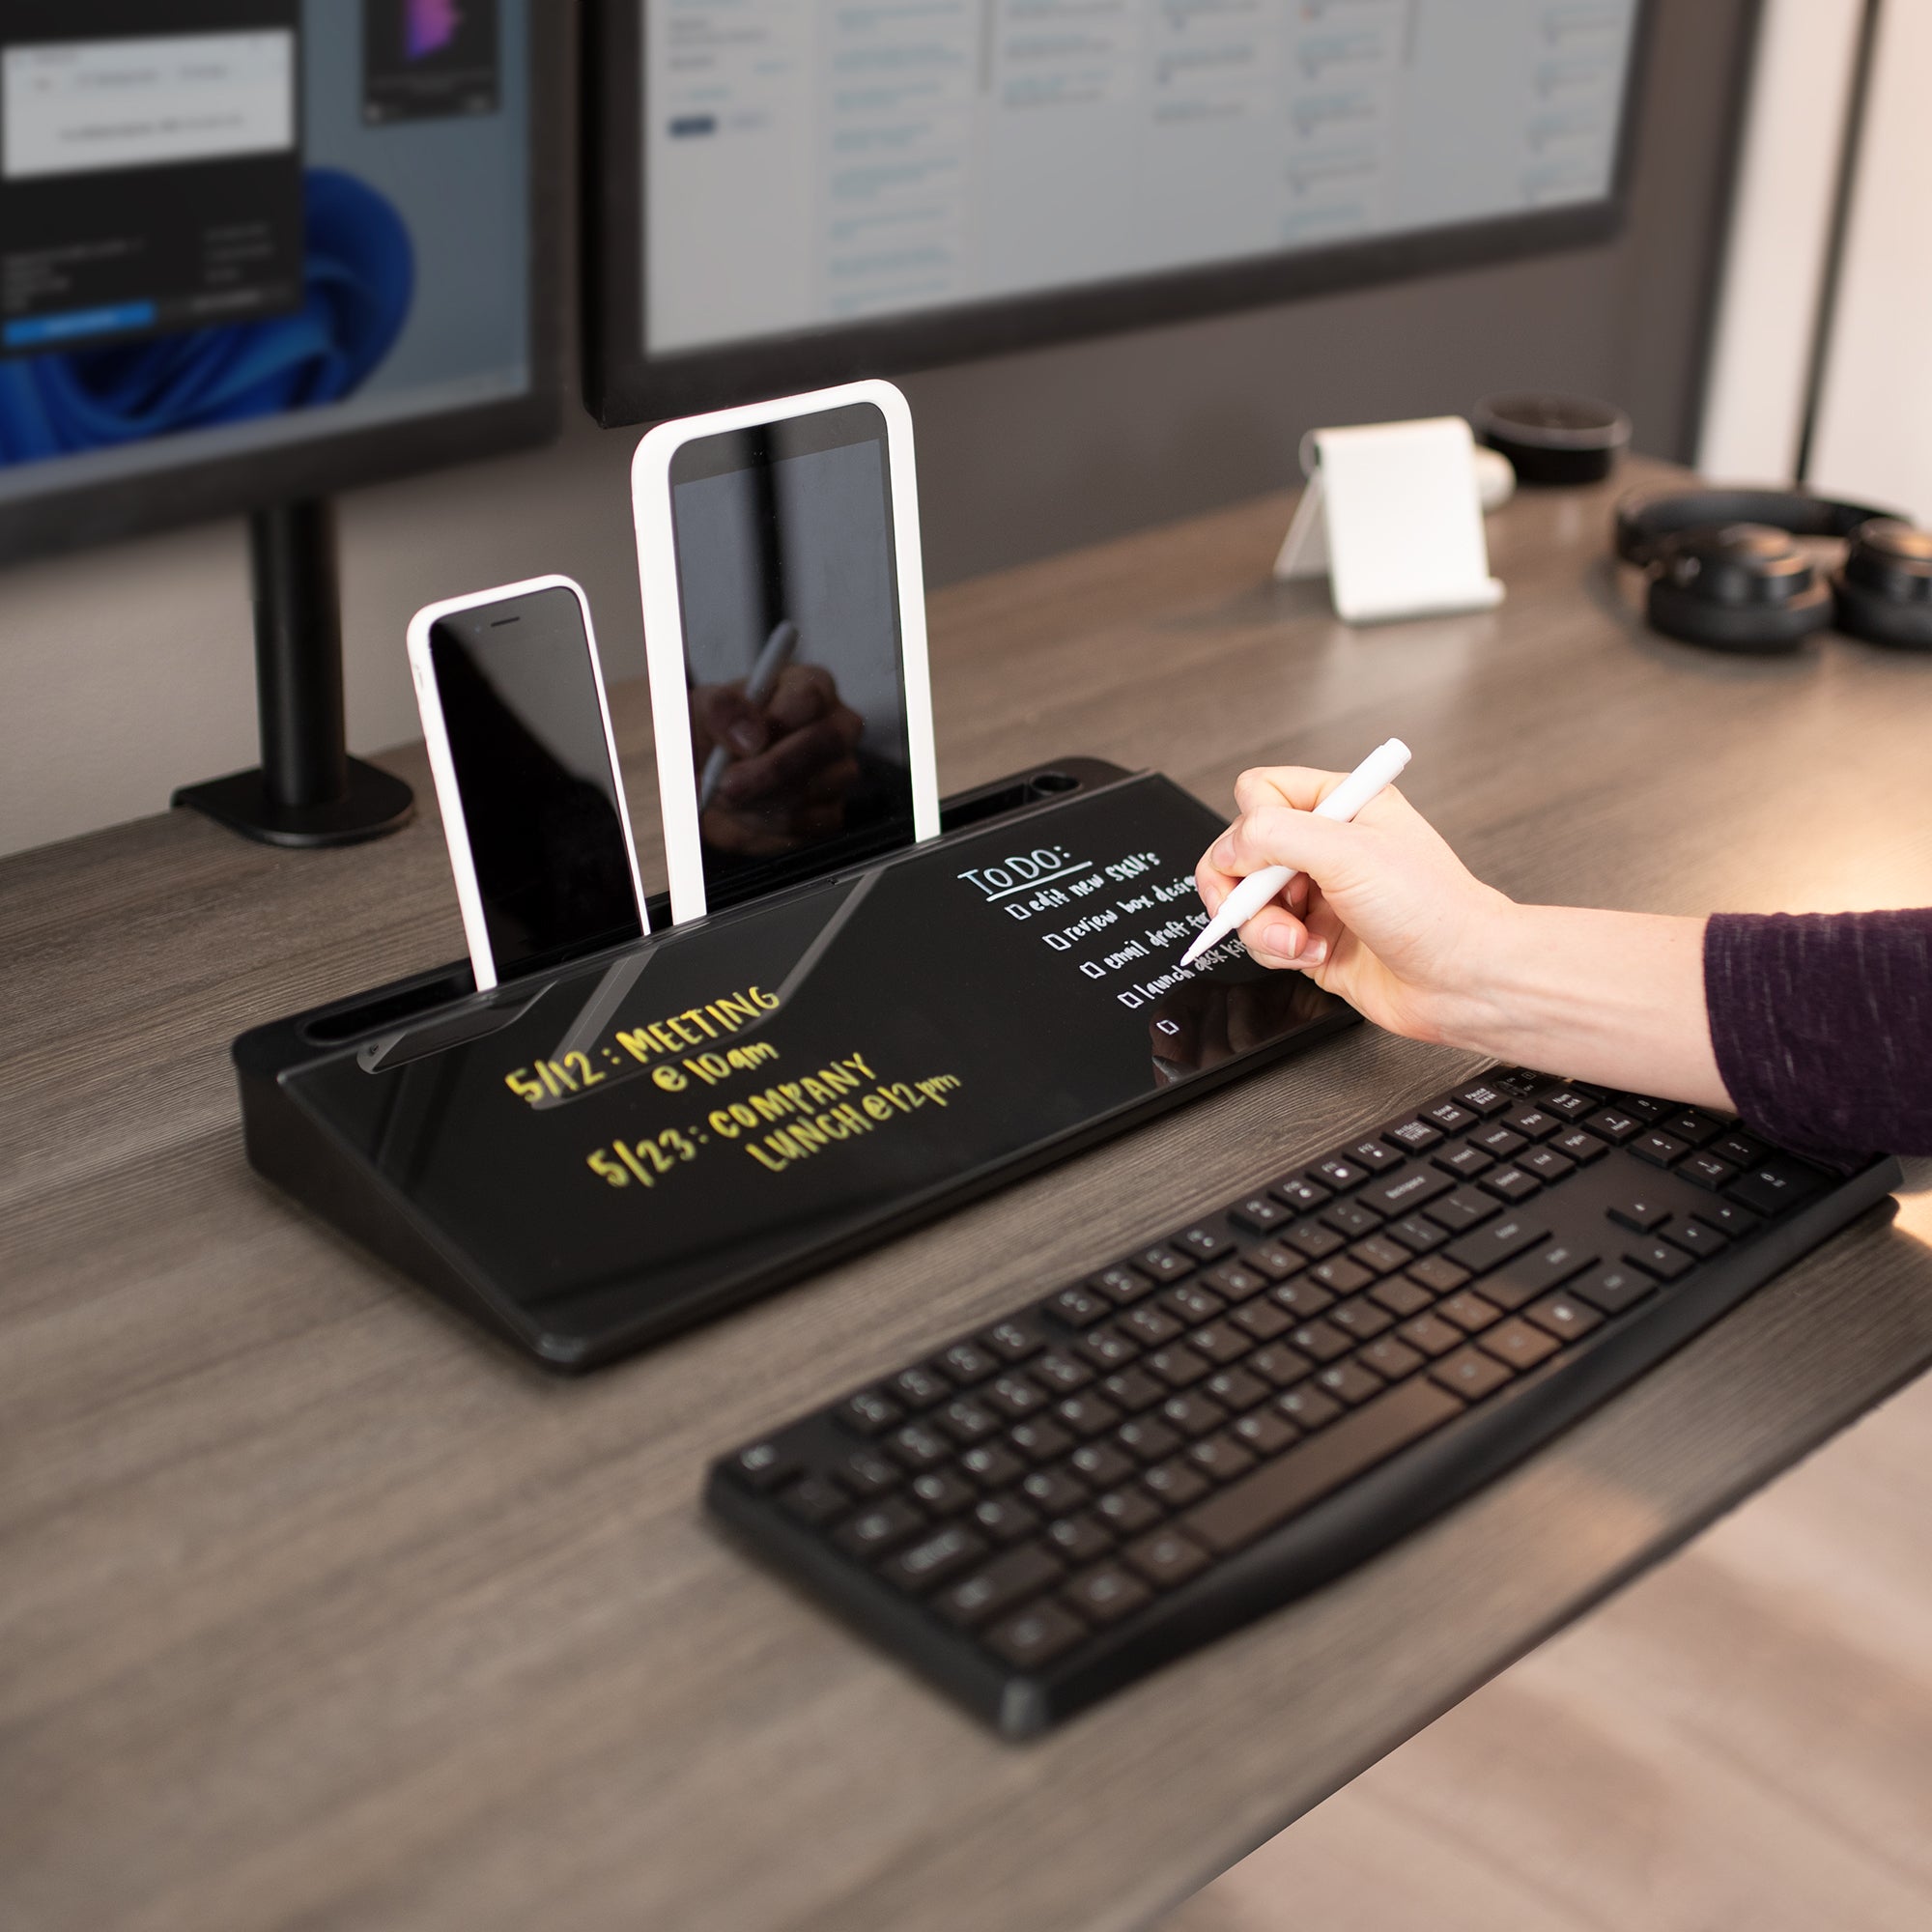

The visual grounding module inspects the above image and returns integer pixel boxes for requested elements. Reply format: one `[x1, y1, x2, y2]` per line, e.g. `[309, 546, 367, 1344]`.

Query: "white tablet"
[630, 379, 941, 923]
[406, 575, 647, 991]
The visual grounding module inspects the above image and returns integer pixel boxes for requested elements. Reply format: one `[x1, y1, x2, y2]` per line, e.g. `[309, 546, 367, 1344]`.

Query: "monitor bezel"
[0, 8, 565, 569]
[582, 0, 1657, 428]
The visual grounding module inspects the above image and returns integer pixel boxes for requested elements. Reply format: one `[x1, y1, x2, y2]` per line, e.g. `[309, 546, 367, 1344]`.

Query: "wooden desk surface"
[7, 461, 1932, 1932]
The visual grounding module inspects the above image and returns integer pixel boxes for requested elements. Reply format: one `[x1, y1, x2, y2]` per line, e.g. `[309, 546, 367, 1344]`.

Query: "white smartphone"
[407, 575, 648, 991]
[630, 379, 940, 923]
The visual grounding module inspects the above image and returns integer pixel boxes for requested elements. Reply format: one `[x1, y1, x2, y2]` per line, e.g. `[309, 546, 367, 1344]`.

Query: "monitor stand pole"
[172, 498, 414, 848]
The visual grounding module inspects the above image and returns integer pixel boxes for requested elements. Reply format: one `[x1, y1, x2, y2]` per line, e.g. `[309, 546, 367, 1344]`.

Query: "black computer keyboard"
[707, 1066, 1899, 1735]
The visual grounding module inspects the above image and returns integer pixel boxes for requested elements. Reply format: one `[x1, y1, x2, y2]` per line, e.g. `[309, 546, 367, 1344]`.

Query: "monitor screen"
[0, 0, 548, 554]
[587, 0, 1648, 420]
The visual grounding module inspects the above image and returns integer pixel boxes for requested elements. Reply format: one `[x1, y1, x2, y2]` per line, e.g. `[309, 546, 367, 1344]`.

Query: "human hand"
[1193, 765, 1517, 1043]
[691, 664, 865, 856]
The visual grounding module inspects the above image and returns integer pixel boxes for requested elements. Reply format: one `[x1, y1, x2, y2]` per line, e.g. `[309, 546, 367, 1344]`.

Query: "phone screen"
[427, 586, 642, 979]
[668, 402, 915, 911]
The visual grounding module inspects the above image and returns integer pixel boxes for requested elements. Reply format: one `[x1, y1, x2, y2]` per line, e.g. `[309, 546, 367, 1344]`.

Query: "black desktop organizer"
[235, 759, 1358, 1371]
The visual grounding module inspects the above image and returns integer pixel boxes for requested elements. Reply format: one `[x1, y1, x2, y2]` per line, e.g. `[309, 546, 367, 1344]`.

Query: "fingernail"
[728, 724, 761, 754]
[1210, 836, 1234, 869]
[1302, 940, 1327, 966]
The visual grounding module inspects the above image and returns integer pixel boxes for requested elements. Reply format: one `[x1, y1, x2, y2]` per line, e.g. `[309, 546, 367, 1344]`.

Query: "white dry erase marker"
[1180, 736, 1412, 967]
[697, 617, 800, 810]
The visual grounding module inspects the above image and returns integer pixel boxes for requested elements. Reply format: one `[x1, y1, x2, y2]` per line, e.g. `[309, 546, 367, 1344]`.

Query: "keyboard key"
[937, 1340, 1000, 1383]
[1435, 1143, 1494, 1179]
[1100, 1367, 1163, 1411]
[1524, 1293, 1603, 1343]
[1480, 1166, 1541, 1204]
[1540, 1088, 1593, 1120]
[1365, 1164, 1455, 1216]
[892, 1364, 951, 1407]
[1472, 1123, 1527, 1159]
[729, 1440, 798, 1490]
[1117, 1416, 1181, 1463]
[1321, 1200, 1383, 1240]
[1398, 1312, 1465, 1357]
[1175, 1225, 1236, 1264]
[1550, 1128, 1608, 1165]
[1630, 1130, 1690, 1169]
[1056, 1393, 1123, 1437]
[1034, 1350, 1094, 1394]
[889, 1422, 952, 1469]
[838, 1388, 904, 1435]
[1064, 1563, 1151, 1625]
[1664, 1109, 1724, 1146]
[1445, 1214, 1548, 1273]
[1044, 1515, 1115, 1565]
[779, 1476, 850, 1526]
[1666, 1216, 1728, 1258]
[1163, 1281, 1227, 1323]
[1270, 1176, 1330, 1213]
[1519, 1145, 1576, 1183]
[1423, 1100, 1476, 1132]
[1079, 1325, 1146, 1370]
[1477, 1319, 1560, 1373]
[1453, 1080, 1512, 1117]
[1021, 1468, 1091, 1517]
[835, 1495, 925, 1558]
[1487, 1240, 1596, 1307]
[1148, 1345, 1211, 1389]
[1504, 1105, 1560, 1140]
[1089, 1264, 1152, 1307]
[1387, 1212, 1450, 1253]
[1134, 1243, 1195, 1282]
[1361, 1335, 1425, 1380]
[1069, 1440, 1136, 1490]
[1286, 1221, 1347, 1262]
[1346, 1138, 1405, 1173]
[1204, 1259, 1267, 1300]
[1241, 1241, 1305, 1282]
[982, 1318, 1043, 1362]
[1251, 1343, 1316, 1387]
[1727, 1157, 1825, 1217]
[1371, 1274, 1435, 1317]
[1712, 1131, 1769, 1169]
[1122, 1304, 1183, 1347]
[1205, 1366, 1269, 1412]
[884, 1523, 990, 1592]
[1329, 1295, 1394, 1340]
[1009, 1418, 1075, 1463]
[1430, 1347, 1514, 1401]
[1572, 1264, 1654, 1316]
[1385, 1118, 1444, 1152]
[984, 1601, 1087, 1668]
[1351, 1235, 1412, 1277]
[1048, 1286, 1110, 1327]
[984, 1375, 1048, 1420]
[1406, 1254, 1470, 1294]
[1232, 1297, 1293, 1342]
[1231, 1194, 1292, 1233]
[1188, 1434, 1259, 1483]
[1676, 1151, 1738, 1192]
[1624, 1239, 1693, 1283]
[1582, 1107, 1642, 1145]
[1427, 1186, 1500, 1233]
[1184, 1379, 1465, 1555]
[1696, 1198, 1763, 1238]
[1437, 1290, 1502, 1333]
[1184, 1322, 1247, 1368]
[1614, 1094, 1669, 1124]
[960, 1443, 1026, 1490]
[1233, 1408, 1299, 1456]
[1275, 1384, 1344, 1431]
[1094, 1488, 1163, 1537]
[1310, 1256, 1376, 1296]
[1316, 1360, 1386, 1406]
[1160, 1392, 1229, 1438]
[969, 1493, 1042, 1545]
[1489, 1065, 1545, 1095]
[1606, 1192, 1671, 1233]
[1312, 1155, 1370, 1192]
[910, 1469, 977, 1517]
[1123, 1526, 1213, 1588]
[936, 1543, 1064, 1625]
[1289, 1319, 1352, 1363]
[1270, 1279, 1336, 1320]
[1142, 1461, 1210, 1509]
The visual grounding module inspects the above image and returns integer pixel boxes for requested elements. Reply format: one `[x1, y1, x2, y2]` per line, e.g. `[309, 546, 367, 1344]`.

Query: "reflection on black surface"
[1147, 974, 1337, 1085]
[432, 615, 641, 977]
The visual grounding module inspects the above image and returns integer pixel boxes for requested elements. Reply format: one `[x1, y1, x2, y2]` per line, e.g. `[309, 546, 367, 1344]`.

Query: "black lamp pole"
[172, 498, 413, 847]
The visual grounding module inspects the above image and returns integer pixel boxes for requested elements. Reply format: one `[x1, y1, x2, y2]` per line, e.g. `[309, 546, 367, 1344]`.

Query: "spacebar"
[1183, 1380, 1466, 1556]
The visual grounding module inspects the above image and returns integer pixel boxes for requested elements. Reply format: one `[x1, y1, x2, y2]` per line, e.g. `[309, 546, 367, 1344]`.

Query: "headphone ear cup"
[1833, 520, 1932, 648]
[1642, 525, 1832, 652]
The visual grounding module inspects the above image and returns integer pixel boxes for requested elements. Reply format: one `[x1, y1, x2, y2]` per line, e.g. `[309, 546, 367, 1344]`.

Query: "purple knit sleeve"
[1704, 909, 1932, 1160]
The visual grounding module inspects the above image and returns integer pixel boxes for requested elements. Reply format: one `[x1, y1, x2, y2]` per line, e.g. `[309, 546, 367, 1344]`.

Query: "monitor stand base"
[173, 757, 414, 849]
[172, 498, 414, 850]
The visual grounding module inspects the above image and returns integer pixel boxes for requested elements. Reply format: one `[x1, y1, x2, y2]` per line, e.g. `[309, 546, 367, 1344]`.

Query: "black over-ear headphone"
[1613, 488, 1932, 652]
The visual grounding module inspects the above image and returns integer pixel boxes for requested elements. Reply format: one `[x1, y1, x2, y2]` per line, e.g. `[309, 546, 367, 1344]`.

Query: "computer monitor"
[584, 1, 1651, 426]
[1, 2, 560, 844]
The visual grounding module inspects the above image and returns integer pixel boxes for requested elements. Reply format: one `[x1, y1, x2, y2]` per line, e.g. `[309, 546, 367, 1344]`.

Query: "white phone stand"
[1273, 416, 1507, 623]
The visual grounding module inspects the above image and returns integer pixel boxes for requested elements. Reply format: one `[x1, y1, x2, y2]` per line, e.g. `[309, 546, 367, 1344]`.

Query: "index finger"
[1232, 764, 1349, 816]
